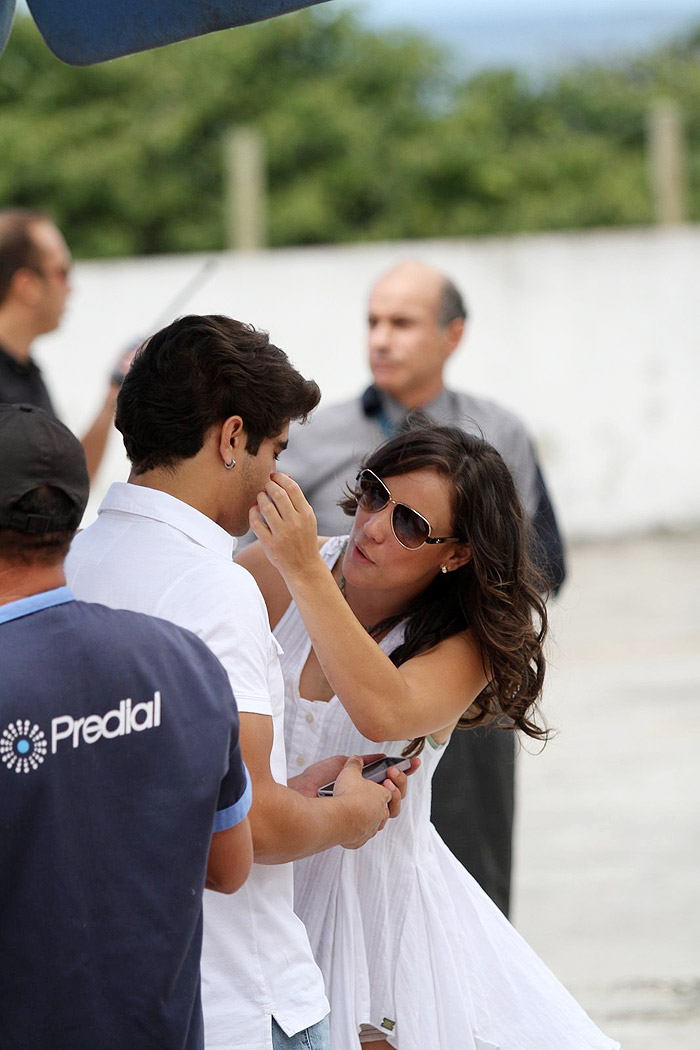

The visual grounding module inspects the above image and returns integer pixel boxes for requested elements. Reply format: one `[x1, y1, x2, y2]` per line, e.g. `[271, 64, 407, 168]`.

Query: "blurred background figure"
[280, 259, 566, 915]
[0, 208, 129, 481]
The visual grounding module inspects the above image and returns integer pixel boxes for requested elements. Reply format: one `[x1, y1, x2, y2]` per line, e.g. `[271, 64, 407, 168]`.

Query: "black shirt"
[0, 342, 56, 415]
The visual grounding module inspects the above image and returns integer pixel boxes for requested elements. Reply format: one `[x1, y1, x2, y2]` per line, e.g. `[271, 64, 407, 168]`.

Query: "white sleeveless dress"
[276, 537, 619, 1050]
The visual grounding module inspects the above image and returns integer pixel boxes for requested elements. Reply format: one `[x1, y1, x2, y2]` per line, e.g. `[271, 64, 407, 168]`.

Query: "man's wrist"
[330, 789, 367, 846]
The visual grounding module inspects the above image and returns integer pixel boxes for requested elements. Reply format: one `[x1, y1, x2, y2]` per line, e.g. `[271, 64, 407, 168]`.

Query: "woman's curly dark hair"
[339, 424, 548, 756]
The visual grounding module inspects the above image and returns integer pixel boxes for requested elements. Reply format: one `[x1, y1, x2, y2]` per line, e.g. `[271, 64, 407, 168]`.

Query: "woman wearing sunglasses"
[240, 424, 618, 1050]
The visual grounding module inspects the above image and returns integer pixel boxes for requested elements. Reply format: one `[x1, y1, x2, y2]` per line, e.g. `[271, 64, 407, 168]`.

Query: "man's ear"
[442, 317, 465, 362]
[218, 415, 245, 465]
[11, 268, 43, 308]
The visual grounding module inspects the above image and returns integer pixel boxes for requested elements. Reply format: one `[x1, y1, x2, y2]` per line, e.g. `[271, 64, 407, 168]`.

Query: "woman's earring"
[224, 459, 236, 470]
[440, 565, 449, 574]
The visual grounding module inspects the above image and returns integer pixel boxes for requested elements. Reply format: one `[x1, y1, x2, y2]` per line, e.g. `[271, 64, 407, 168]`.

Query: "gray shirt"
[280, 387, 540, 537]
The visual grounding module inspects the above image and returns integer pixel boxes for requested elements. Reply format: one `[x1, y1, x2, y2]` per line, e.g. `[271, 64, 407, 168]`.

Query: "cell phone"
[317, 756, 412, 797]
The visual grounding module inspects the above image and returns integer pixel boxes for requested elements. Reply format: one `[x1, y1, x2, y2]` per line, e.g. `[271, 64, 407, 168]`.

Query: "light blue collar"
[0, 586, 75, 625]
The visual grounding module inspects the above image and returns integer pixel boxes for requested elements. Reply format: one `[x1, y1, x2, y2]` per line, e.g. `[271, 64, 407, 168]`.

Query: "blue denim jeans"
[271, 1015, 331, 1050]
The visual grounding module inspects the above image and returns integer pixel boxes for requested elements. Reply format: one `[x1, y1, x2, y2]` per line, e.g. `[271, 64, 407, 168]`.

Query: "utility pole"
[647, 99, 687, 226]
[224, 126, 267, 251]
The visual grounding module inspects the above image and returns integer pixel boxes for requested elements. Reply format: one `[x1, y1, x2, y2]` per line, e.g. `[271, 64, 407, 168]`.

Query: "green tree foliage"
[0, 12, 698, 256]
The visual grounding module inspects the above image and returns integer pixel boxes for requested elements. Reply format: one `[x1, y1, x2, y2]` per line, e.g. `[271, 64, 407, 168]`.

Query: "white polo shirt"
[66, 482, 329, 1050]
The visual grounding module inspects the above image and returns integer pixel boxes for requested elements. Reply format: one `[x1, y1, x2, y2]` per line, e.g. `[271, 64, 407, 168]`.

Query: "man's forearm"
[80, 384, 118, 480]
[248, 777, 369, 864]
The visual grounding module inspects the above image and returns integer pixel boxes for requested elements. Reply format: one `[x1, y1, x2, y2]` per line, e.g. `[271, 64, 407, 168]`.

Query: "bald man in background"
[0, 208, 125, 480]
[280, 259, 566, 915]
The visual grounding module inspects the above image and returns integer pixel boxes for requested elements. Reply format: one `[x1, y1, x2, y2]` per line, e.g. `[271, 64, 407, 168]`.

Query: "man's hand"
[288, 753, 395, 848]
[110, 341, 140, 389]
[289, 752, 420, 821]
[381, 756, 421, 819]
[333, 755, 396, 849]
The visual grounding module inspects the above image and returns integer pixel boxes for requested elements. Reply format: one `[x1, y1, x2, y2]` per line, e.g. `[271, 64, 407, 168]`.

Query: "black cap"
[0, 404, 89, 534]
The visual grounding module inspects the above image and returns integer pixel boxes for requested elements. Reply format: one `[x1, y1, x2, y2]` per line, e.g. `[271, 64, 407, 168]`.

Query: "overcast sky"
[339, 0, 700, 18]
[335, 0, 699, 68]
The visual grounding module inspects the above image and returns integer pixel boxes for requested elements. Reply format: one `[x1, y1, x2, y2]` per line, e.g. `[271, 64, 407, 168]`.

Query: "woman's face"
[343, 467, 468, 603]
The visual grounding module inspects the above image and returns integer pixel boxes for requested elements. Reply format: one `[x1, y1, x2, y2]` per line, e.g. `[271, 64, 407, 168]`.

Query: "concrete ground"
[513, 531, 700, 1049]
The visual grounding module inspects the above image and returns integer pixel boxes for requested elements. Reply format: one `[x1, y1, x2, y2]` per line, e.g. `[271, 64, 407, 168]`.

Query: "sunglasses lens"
[357, 472, 389, 512]
[392, 503, 430, 549]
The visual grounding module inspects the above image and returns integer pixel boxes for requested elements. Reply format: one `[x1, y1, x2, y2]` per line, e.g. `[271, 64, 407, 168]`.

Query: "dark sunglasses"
[353, 468, 460, 551]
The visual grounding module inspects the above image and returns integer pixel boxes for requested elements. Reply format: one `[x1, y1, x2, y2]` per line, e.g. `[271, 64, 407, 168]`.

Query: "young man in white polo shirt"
[67, 315, 409, 1050]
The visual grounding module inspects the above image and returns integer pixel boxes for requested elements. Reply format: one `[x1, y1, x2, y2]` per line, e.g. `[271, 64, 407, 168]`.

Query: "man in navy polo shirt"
[0, 403, 253, 1050]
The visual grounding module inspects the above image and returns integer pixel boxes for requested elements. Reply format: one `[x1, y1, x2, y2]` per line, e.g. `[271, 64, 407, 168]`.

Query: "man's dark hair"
[0, 208, 50, 305]
[437, 277, 468, 327]
[116, 314, 321, 474]
[0, 487, 79, 565]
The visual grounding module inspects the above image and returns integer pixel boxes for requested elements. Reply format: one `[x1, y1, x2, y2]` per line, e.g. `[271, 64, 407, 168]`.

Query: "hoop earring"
[224, 459, 236, 470]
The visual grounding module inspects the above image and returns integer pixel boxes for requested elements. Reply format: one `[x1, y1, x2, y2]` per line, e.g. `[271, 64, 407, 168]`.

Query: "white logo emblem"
[2, 692, 162, 773]
[51, 693, 161, 752]
[1, 720, 48, 774]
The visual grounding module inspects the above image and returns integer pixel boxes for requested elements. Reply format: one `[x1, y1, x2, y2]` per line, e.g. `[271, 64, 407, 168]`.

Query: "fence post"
[224, 126, 267, 250]
[647, 99, 687, 226]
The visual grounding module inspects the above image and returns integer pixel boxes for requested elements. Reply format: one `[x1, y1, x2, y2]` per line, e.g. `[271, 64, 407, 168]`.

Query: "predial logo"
[1, 720, 48, 774]
[1, 692, 162, 774]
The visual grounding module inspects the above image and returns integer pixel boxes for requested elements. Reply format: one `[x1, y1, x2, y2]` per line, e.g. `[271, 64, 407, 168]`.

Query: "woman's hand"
[249, 472, 321, 582]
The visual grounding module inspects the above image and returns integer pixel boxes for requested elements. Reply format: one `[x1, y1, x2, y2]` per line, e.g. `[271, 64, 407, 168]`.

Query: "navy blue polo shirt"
[0, 588, 251, 1050]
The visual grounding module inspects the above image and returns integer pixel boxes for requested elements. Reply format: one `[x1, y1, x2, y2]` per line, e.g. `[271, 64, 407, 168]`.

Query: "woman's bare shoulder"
[235, 536, 333, 627]
[234, 541, 291, 629]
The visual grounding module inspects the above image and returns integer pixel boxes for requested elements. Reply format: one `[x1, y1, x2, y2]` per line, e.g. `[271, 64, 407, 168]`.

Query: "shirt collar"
[382, 387, 451, 427]
[0, 343, 39, 377]
[99, 482, 238, 559]
[0, 585, 75, 625]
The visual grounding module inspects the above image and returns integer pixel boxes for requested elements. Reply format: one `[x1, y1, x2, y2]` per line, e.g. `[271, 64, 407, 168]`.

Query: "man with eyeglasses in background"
[0, 208, 126, 480]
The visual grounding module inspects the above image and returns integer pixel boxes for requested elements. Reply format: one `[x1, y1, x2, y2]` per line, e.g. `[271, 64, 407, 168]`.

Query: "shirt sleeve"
[214, 748, 252, 832]
[161, 562, 274, 717]
[205, 636, 253, 831]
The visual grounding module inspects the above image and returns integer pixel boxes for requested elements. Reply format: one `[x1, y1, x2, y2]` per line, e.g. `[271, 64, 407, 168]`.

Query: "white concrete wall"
[35, 225, 700, 538]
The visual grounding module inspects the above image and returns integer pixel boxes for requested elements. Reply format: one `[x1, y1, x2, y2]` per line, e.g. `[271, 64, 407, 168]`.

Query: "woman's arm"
[235, 534, 334, 630]
[248, 474, 488, 743]
[235, 541, 294, 630]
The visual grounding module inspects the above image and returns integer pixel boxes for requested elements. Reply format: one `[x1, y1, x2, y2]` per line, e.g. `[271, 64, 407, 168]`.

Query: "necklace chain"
[338, 539, 348, 597]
